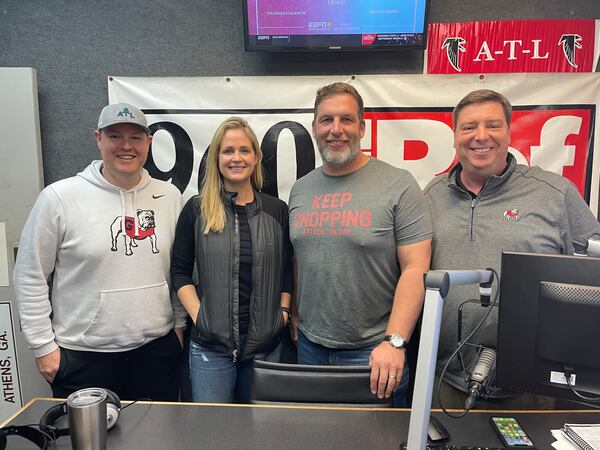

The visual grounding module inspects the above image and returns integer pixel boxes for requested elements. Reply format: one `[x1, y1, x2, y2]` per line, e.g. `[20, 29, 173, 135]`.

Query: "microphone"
[479, 270, 493, 306]
[573, 237, 600, 257]
[588, 239, 600, 256]
[464, 347, 496, 410]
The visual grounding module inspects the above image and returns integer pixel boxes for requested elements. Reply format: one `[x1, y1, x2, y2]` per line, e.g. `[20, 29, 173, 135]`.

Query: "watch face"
[389, 335, 405, 348]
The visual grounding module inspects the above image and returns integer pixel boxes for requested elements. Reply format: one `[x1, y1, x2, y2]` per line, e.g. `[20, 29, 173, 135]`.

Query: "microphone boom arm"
[407, 269, 493, 450]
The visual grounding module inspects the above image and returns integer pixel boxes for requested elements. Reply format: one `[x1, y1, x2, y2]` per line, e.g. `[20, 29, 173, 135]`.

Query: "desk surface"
[3, 398, 600, 449]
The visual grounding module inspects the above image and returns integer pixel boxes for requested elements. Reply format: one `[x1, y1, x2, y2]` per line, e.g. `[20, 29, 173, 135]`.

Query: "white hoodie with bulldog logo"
[13, 160, 186, 357]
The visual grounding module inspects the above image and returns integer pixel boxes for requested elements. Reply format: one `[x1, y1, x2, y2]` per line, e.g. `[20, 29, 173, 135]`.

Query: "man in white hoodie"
[13, 103, 186, 401]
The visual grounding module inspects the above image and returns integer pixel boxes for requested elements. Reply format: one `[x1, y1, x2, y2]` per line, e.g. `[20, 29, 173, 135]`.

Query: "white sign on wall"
[108, 73, 600, 217]
[0, 67, 49, 409]
[0, 224, 8, 287]
[0, 302, 23, 421]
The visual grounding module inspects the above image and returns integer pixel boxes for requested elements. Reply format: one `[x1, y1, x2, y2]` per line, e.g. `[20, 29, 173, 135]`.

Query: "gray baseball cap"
[97, 103, 150, 133]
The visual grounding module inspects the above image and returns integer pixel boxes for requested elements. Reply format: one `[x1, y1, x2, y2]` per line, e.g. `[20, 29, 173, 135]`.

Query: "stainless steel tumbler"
[67, 387, 108, 450]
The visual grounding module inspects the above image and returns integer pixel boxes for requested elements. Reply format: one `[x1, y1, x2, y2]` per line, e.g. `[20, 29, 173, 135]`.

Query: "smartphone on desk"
[490, 416, 534, 447]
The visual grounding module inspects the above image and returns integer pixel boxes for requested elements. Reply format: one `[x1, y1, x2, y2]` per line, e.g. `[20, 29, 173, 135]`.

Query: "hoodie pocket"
[82, 281, 172, 348]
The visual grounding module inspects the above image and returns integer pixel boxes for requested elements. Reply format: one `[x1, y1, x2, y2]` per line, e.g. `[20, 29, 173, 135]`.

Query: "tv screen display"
[243, 0, 429, 51]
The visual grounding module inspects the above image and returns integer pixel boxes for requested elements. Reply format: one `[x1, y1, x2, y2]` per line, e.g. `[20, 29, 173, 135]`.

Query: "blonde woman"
[171, 117, 293, 403]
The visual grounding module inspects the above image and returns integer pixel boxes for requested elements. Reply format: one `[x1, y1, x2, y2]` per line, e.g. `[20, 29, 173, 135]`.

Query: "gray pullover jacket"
[423, 154, 600, 393]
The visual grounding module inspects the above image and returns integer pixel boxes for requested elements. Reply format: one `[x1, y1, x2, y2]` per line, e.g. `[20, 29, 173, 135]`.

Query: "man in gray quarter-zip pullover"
[424, 89, 600, 409]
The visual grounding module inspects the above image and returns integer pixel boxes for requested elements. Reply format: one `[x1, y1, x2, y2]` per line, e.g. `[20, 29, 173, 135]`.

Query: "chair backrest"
[250, 360, 393, 408]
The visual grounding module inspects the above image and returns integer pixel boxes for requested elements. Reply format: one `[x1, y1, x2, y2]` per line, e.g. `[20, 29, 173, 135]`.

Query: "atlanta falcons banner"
[108, 73, 600, 217]
[426, 19, 600, 74]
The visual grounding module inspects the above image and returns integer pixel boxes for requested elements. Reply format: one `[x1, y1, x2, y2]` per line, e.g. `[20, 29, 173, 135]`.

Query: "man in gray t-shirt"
[288, 82, 432, 405]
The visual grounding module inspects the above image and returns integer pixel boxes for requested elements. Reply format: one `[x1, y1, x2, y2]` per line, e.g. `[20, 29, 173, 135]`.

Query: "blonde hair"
[200, 117, 263, 234]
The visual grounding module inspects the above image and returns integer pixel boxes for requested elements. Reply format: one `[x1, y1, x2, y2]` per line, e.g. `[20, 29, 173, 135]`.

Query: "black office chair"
[250, 360, 393, 407]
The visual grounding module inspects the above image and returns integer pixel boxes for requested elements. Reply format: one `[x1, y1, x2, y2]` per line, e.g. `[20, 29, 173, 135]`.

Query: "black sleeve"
[281, 201, 294, 294]
[170, 196, 198, 292]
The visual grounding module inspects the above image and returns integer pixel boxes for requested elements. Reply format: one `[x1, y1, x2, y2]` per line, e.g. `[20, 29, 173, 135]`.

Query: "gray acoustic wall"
[1, 0, 599, 184]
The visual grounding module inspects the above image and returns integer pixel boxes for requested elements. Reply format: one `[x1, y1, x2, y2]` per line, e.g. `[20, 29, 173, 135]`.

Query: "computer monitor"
[496, 251, 600, 402]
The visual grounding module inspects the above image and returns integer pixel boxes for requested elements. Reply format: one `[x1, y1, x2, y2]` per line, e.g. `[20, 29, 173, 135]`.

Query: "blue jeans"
[297, 330, 409, 407]
[189, 341, 255, 403]
[188, 338, 284, 403]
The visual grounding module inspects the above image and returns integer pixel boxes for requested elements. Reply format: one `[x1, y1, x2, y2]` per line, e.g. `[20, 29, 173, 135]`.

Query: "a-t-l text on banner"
[427, 19, 599, 74]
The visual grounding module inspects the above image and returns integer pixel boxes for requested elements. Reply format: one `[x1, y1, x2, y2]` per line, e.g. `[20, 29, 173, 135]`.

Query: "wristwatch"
[384, 334, 407, 349]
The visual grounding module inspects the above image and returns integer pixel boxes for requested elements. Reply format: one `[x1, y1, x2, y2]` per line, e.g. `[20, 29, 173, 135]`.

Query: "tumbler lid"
[67, 388, 107, 408]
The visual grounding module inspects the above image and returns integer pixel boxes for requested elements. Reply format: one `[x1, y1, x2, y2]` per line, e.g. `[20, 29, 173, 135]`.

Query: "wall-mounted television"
[243, 0, 429, 52]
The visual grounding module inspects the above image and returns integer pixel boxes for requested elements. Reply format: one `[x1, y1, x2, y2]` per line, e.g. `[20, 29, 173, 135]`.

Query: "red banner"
[427, 19, 597, 74]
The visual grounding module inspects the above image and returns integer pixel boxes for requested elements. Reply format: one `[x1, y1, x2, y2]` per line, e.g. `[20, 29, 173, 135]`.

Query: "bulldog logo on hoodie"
[110, 209, 159, 256]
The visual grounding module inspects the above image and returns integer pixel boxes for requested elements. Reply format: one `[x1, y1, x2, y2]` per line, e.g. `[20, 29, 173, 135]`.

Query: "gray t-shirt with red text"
[289, 158, 432, 348]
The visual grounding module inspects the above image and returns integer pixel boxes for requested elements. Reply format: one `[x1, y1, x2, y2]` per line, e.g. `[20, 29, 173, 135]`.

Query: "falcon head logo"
[442, 37, 466, 72]
[558, 34, 582, 69]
